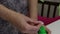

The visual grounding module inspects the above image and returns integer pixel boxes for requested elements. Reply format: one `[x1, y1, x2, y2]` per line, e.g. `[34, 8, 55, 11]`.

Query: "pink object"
[38, 16, 60, 25]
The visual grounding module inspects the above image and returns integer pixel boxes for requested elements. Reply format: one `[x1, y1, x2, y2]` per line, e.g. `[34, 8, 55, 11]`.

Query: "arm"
[29, 0, 38, 20]
[28, 0, 39, 34]
[0, 4, 26, 29]
[28, 0, 51, 34]
[0, 4, 23, 24]
[0, 4, 41, 34]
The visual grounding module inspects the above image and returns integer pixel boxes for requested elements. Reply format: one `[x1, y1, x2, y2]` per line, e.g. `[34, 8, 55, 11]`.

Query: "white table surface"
[46, 19, 60, 34]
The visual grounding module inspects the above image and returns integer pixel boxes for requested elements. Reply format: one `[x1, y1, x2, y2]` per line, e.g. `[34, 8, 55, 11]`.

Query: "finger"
[35, 24, 42, 30]
[30, 21, 43, 26]
[34, 21, 44, 24]
[27, 19, 35, 25]
[32, 21, 44, 30]
[25, 17, 34, 22]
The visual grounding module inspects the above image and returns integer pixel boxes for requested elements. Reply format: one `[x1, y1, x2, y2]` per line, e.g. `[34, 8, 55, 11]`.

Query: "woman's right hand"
[15, 14, 43, 34]
[0, 4, 43, 34]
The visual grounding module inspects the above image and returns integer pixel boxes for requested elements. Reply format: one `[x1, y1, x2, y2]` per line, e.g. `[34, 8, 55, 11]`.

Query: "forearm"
[29, 0, 38, 20]
[0, 4, 23, 27]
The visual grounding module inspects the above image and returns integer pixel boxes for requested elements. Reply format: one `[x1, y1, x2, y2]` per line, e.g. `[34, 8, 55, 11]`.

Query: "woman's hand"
[0, 4, 42, 34]
[0, 4, 43, 34]
[21, 15, 44, 34]
[46, 27, 51, 34]
[16, 14, 43, 34]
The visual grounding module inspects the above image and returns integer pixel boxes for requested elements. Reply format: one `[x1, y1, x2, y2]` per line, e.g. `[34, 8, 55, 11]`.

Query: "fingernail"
[39, 21, 44, 24]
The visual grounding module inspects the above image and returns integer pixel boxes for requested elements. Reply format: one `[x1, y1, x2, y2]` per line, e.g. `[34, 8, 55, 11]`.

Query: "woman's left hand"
[46, 27, 51, 34]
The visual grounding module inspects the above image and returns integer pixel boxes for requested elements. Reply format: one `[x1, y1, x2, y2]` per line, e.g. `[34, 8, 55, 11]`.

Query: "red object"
[38, 16, 60, 25]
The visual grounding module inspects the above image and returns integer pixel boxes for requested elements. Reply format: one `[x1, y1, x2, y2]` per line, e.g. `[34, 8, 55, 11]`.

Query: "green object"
[38, 26, 47, 34]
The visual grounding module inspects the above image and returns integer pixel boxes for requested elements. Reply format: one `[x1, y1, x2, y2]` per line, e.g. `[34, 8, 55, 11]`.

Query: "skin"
[28, 0, 38, 34]
[29, 0, 38, 20]
[0, 0, 51, 34]
[29, 0, 51, 34]
[0, 4, 42, 34]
